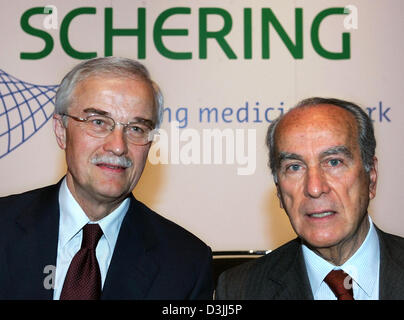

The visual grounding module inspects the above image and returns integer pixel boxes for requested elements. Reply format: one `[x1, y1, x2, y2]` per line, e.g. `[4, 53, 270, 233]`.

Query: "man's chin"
[92, 185, 132, 202]
[302, 234, 342, 250]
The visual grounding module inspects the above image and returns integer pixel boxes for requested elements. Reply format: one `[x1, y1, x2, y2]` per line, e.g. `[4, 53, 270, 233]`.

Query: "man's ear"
[53, 114, 67, 150]
[368, 156, 378, 200]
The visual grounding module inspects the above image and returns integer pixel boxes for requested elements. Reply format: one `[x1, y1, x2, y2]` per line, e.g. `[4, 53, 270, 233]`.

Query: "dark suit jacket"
[0, 181, 213, 299]
[216, 228, 404, 299]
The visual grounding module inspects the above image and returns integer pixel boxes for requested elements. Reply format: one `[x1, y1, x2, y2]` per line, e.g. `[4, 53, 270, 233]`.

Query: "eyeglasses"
[61, 113, 157, 146]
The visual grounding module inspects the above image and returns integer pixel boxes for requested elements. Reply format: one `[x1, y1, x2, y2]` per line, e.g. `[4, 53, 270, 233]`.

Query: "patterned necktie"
[324, 269, 354, 300]
[60, 224, 103, 300]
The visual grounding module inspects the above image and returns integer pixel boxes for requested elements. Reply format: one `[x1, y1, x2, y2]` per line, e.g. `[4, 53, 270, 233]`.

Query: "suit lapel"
[271, 240, 313, 300]
[247, 238, 313, 299]
[101, 196, 159, 299]
[11, 183, 60, 299]
[377, 228, 404, 299]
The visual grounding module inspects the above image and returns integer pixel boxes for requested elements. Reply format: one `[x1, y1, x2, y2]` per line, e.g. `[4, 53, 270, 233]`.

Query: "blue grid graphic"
[0, 69, 58, 159]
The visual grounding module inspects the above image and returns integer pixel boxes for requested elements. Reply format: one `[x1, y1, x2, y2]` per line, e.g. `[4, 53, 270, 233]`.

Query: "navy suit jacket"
[216, 228, 404, 300]
[0, 181, 213, 299]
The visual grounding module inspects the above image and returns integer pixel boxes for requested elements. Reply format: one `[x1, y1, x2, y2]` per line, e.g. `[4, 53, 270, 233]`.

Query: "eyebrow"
[83, 108, 155, 128]
[277, 145, 354, 165]
[278, 152, 303, 163]
[131, 117, 155, 129]
[83, 107, 109, 116]
[320, 146, 354, 159]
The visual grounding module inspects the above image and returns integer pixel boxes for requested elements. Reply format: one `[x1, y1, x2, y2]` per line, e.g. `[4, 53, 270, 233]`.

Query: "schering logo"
[20, 6, 356, 60]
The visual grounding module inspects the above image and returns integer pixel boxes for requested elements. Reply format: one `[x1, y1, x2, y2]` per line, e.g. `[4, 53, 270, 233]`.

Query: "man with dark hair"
[0, 57, 213, 300]
[216, 97, 404, 300]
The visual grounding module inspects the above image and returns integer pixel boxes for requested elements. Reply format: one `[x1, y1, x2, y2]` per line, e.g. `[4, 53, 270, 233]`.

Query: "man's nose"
[304, 167, 330, 198]
[103, 127, 128, 156]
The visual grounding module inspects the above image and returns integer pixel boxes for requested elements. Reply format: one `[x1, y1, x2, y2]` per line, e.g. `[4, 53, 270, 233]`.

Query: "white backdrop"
[0, 0, 403, 251]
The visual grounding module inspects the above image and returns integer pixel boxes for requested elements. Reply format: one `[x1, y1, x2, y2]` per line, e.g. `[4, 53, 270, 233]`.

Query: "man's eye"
[328, 159, 342, 167]
[128, 125, 145, 134]
[92, 119, 105, 126]
[287, 164, 301, 172]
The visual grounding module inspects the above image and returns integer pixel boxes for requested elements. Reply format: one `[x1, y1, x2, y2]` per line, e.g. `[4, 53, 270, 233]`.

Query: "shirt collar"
[340, 217, 380, 297]
[58, 177, 129, 251]
[302, 216, 380, 298]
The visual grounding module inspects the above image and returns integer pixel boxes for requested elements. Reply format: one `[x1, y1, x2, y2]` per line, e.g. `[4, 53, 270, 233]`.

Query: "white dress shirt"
[302, 216, 380, 300]
[53, 178, 129, 300]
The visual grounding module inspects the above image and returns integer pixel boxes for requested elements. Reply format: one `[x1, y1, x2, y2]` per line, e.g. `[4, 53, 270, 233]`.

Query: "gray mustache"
[90, 155, 133, 168]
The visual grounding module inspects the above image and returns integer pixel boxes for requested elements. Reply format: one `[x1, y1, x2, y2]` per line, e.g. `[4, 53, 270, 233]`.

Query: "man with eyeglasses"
[0, 57, 213, 300]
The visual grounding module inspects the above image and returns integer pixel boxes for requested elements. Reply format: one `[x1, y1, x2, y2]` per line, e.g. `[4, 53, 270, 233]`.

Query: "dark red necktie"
[324, 270, 354, 300]
[60, 224, 103, 300]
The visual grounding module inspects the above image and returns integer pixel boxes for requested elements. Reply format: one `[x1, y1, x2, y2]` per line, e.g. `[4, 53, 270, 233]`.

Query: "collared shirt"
[302, 216, 380, 300]
[53, 178, 129, 300]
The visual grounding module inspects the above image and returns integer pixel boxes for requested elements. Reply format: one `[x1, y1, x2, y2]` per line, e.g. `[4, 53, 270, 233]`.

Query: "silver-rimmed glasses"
[61, 113, 157, 146]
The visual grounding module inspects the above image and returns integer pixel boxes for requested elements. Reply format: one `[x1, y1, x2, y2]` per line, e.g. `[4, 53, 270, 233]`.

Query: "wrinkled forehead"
[70, 74, 157, 122]
[72, 74, 155, 105]
[275, 104, 359, 152]
[73, 72, 152, 94]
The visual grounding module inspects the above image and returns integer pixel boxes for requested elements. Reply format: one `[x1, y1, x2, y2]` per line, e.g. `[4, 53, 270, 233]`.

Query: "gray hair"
[54, 56, 164, 128]
[266, 97, 376, 183]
